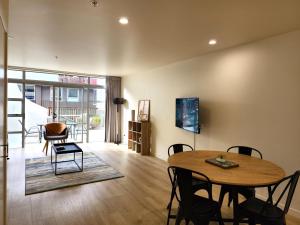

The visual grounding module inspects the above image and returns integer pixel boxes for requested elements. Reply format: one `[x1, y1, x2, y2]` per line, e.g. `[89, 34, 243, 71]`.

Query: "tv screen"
[176, 97, 200, 134]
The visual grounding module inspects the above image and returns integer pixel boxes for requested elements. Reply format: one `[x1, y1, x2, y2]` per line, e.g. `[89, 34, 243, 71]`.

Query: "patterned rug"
[25, 152, 123, 195]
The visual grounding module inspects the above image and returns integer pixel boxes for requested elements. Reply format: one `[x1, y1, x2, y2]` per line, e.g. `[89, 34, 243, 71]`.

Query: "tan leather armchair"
[43, 122, 68, 155]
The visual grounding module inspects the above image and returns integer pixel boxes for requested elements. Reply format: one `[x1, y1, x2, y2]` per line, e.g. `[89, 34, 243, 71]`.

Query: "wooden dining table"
[168, 150, 285, 225]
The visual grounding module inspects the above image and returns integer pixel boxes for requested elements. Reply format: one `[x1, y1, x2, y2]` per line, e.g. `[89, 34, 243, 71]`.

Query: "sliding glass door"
[7, 69, 106, 147]
[53, 87, 85, 143]
[87, 88, 105, 142]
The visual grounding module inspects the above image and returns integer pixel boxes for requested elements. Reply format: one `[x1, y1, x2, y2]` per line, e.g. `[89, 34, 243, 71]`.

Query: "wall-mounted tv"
[176, 97, 200, 134]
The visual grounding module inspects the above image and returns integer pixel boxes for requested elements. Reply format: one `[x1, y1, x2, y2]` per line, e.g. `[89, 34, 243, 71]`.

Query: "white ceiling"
[8, 0, 300, 76]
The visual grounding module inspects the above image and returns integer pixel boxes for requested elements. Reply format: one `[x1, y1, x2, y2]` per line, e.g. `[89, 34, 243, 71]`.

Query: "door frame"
[8, 72, 105, 147]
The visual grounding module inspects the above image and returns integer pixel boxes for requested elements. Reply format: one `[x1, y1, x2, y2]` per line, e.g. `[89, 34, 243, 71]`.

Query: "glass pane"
[59, 74, 88, 84]
[24, 84, 35, 101]
[8, 117, 22, 132]
[8, 70, 23, 79]
[67, 88, 79, 102]
[88, 88, 105, 142]
[53, 87, 83, 142]
[8, 101, 22, 114]
[90, 77, 105, 86]
[24, 84, 50, 144]
[8, 133, 22, 148]
[26, 72, 60, 82]
[24, 84, 52, 125]
[8, 83, 23, 98]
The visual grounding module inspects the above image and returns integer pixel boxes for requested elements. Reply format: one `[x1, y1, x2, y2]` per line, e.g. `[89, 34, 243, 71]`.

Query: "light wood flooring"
[7, 143, 300, 225]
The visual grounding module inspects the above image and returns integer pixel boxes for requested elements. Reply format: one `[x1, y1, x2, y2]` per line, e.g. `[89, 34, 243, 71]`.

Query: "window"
[8, 70, 23, 79]
[90, 77, 106, 87]
[26, 71, 60, 82]
[25, 85, 35, 101]
[49, 87, 63, 101]
[67, 88, 79, 102]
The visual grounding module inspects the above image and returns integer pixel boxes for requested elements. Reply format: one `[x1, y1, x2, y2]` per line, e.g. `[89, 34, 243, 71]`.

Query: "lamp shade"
[113, 98, 126, 105]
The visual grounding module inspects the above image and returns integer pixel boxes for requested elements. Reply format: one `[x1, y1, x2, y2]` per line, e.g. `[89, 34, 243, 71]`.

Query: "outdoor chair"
[75, 124, 87, 140]
[18, 119, 40, 139]
[219, 146, 263, 208]
[43, 122, 68, 155]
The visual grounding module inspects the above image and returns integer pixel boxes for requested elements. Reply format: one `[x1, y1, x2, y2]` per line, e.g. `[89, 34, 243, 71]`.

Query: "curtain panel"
[104, 76, 121, 143]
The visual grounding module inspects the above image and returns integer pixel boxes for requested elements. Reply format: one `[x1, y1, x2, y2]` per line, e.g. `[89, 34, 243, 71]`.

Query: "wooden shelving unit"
[128, 121, 150, 155]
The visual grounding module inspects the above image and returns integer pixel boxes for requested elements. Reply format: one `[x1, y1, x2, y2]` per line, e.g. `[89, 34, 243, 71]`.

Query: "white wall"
[122, 30, 300, 216]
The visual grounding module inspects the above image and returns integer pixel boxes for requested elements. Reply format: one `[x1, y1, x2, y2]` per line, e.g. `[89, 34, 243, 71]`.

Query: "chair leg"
[166, 198, 174, 225]
[228, 192, 233, 207]
[191, 218, 209, 225]
[216, 210, 225, 225]
[175, 207, 183, 225]
[42, 141, 46, 152]
[166, 205, 172, 225]
[219, 186, 227, 207]
[45, 141, 49, 155]
[167, 189, 175, 210]
[166, 179, 177, 225]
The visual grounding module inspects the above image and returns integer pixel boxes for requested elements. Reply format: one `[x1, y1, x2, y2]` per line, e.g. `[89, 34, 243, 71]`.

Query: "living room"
[1, 1, 300, 225]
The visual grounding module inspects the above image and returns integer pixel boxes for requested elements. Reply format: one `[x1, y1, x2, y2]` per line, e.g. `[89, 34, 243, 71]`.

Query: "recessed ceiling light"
[208, 39, 217, 45]
[90, 0, 99, 7]
[118, 17, 129, 25]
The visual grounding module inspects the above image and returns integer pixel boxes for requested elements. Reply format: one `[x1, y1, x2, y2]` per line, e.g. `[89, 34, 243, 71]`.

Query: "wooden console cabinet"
[128, 121, 150, 155]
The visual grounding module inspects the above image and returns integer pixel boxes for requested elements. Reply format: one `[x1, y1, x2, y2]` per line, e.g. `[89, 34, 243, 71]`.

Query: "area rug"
[25, 152, 123, 195]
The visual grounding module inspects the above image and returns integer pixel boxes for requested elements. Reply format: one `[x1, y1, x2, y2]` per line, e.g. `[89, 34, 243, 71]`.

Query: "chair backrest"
[44, 122, 67, 136]
[168, 144, 193, 157]
[268, 170, 300, 214]
[168, 166, 212, 218]
[227, 145, 263, 159]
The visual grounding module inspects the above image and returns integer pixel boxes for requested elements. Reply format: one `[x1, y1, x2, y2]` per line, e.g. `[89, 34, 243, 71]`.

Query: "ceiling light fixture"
[118, 17, 129, 25]
[90, 0, 99, 7]
[208, 39, 217, 45]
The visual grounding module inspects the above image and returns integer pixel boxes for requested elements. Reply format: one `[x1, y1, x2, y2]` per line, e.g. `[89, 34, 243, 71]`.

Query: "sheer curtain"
[104, 76, 121, 143]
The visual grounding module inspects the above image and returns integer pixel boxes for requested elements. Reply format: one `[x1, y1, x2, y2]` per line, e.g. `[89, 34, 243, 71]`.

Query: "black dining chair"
[219, 146, 263, 207]
[166, 144, 212, 225]
[168, 166, 224, 225]
[237, 170, 300, 225]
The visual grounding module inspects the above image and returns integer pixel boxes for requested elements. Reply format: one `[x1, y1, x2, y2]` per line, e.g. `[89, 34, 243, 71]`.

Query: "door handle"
[0, 144, 9, 160]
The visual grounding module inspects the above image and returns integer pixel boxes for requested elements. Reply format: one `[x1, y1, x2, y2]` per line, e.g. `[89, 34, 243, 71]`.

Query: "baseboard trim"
[256, 194, 300, 218]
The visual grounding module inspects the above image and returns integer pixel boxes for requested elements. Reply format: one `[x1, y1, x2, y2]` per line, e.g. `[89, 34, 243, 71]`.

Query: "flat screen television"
[176, 97, 200, 134]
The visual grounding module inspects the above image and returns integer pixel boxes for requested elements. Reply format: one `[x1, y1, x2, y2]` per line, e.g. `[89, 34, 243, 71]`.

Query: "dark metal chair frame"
[168, 166, 224, 225]
[166, 144, 212, 225]
[168, 143, 194, 157]
[219, 146, 263, 208]
[227, 145, 263, 159]
[237, 170, 300, 225]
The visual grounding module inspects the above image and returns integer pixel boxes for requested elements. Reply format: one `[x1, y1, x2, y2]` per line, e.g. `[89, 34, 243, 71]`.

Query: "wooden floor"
[7, 143, 300, 225]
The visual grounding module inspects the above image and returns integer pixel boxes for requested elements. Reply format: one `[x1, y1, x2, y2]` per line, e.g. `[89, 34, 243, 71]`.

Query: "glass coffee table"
[51, 143, 83, 175]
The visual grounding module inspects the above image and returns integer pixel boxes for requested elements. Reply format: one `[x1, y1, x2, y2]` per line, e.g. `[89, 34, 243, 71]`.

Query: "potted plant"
[90, 115, 101, 129]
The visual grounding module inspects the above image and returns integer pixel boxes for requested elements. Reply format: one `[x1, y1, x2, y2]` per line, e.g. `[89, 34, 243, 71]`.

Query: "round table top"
[168, 150, 285, 187]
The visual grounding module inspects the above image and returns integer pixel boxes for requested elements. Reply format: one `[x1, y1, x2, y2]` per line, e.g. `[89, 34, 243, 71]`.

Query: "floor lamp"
[113, 98, 125, 144]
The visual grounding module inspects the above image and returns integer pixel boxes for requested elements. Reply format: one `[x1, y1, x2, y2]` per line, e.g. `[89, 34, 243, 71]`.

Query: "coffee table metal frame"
[51, 142, 83, 175]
